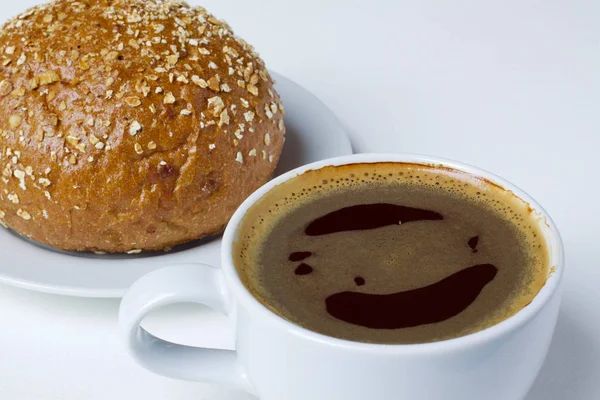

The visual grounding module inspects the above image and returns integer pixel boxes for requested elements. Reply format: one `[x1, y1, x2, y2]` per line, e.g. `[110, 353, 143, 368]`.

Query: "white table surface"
[1, 0, 598, 399]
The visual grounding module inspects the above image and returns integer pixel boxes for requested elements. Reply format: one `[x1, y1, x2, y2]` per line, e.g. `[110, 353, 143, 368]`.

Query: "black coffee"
[233, 163, 550, 344]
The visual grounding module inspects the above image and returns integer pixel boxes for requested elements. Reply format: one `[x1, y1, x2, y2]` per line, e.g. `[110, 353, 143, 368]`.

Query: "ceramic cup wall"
[119, 153, 564, 400]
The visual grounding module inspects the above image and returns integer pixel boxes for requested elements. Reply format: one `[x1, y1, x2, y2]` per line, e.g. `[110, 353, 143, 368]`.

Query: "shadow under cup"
[223, 153, 565, 349]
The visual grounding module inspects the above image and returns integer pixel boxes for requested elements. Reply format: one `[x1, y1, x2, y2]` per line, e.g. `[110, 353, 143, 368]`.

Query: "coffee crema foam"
[233, 163, 551, 344]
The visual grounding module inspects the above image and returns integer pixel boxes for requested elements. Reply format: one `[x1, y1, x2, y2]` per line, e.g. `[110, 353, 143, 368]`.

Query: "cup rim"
[221, 153, 565, 354]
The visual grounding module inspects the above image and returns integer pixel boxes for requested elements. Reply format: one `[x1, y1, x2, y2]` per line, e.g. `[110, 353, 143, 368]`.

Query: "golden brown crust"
[0, 0, 285, 252]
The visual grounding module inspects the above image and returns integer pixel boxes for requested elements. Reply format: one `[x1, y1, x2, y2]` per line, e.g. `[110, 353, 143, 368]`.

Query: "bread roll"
[0, 0, 285, 252]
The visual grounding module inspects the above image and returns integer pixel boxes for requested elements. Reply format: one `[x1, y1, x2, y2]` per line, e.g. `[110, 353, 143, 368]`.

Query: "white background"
[0, 0, 599, 399]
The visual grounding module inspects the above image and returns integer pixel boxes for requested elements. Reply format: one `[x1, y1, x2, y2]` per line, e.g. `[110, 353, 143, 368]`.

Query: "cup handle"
[118, 264, 252, 392]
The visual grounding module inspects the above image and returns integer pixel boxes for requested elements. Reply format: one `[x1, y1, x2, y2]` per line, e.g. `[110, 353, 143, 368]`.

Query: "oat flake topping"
[0, 0, 285, 252]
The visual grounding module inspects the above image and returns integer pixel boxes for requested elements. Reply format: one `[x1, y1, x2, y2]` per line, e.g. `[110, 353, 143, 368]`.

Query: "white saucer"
[0, 72, 352, 298]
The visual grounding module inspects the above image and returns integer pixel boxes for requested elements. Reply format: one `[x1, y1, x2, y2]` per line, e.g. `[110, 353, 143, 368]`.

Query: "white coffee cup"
[119, 153, 564, 400]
